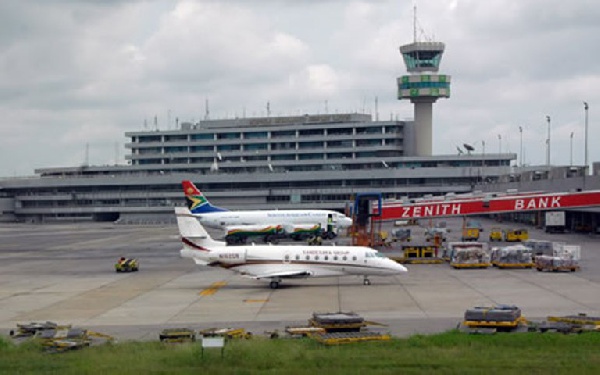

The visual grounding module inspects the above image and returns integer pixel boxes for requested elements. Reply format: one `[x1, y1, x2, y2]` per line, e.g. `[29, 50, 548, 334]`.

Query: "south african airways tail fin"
[182, 180, 229, 214]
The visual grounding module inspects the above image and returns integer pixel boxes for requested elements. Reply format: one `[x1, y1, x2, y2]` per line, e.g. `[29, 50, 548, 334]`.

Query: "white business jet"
[175, 207, 407, 289]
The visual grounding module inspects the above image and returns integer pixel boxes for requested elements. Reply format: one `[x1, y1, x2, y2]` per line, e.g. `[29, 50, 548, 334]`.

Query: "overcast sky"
[1, 0, 599, 177]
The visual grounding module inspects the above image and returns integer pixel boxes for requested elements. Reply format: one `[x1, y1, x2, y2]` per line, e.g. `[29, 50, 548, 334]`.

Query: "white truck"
[545, 211, 566, 233]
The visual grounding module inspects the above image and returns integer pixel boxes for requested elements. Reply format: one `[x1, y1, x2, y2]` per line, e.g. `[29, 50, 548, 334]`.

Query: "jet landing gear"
[363, 277, 371, 286]
[269, 278, 282, 289]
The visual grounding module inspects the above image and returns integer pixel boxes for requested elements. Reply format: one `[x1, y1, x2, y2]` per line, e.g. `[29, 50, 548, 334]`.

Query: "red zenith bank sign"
[377, 190, 600, 220]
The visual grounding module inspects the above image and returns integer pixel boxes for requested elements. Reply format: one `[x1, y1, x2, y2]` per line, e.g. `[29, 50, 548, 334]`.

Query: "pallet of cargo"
[452, 262, 491, 269]
[9, 321, 72, 338]
[459, 305, 528, 333]
[496, 263, 534, 269]
[309, 331, 392, 345]
[199, 327, 253, 339]
[36, 327, 113, 353]
[448, 242, 490, 269]
[547, 314, 600, 326]
[535, 321, 588, 334]
[159, 328, 196, 343]
[308, 312, 386, 332]
[285, 326, 326, 337]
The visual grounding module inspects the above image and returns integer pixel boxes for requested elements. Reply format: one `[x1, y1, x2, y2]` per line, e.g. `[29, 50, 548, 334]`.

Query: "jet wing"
[250, 269, 313, 279]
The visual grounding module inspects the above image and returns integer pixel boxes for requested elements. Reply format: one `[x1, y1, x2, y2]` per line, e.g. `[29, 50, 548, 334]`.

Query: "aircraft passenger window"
[285, 255, 290, 261]
[295, 255, 300, 260]
[315, 255, 319, 261]
[343, 256, 347, 261]
[306, 255, 310, 260]
[324, 256, 328, 261]
[334, 256, 338, 261]
[353, 256, 357, 261]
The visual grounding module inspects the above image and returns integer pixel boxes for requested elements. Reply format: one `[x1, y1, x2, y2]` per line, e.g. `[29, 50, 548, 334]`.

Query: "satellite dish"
[463, 143, 475, 152]
[456, 146, 464, 155]
[381, 160, 389, 168]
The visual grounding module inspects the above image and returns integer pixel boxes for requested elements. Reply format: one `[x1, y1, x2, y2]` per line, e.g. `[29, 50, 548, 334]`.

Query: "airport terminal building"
[0, 113, 515, 223]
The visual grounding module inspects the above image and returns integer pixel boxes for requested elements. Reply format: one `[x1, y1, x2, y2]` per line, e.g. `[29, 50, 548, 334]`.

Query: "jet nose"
[394, 262, 408, 273]
[339, 217, 353, 228]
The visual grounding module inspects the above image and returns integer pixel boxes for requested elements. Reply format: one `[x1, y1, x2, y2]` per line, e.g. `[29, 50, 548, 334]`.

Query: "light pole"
[481, 140, 486, 183]
[570, 131, 574, 167]
[518, 126, 523, 167]
[584, 102, 589, 174]
[545, 115, 551, 167]
[498, 134, 502, 154]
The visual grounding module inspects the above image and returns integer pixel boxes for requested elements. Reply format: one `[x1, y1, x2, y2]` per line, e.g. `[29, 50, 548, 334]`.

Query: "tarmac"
[1, 217, 599, 340]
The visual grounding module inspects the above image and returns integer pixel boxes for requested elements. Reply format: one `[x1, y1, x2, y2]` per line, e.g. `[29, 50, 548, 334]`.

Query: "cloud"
[0, 0, 599, 176]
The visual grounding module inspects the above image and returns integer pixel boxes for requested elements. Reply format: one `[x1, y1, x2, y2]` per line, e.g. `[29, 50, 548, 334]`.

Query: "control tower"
[398, 21, 451, 156]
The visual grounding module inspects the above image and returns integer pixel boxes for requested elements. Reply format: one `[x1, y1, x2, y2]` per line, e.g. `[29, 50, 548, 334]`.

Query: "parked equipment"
[448, 242, 491, 269]
[490, 245, 534, 269]
[159, 328, 196, 343]
[459, 305, 528, 333]
[504, 229, 528, 242]
[545, 211, 566, 233]
[288, 312, 390, 345]
[461, 227, 480, 241]
[535, 243, 580, 272]
[115, 257, 139, 272]
[199, 327, 253, 340]
[489, 228, 504, 242]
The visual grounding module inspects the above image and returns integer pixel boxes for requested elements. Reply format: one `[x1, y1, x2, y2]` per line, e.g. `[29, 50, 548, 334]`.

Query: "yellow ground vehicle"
[461, 227, 480, 241]
[504, 229, 529, 242]
[489, 228, 504, 242]
[115, 257, 139, 272]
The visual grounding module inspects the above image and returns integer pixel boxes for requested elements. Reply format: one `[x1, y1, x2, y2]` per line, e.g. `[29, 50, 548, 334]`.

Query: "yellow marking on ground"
[199, 281, 228, 296]
[243, 299, 270, 303]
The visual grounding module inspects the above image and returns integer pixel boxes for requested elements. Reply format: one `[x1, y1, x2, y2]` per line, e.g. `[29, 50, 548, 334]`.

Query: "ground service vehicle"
[461, 227, 480, 241]
[115, 257, 139, 272]
[504, 229, 528, 242]
[489, 228, 503, 242]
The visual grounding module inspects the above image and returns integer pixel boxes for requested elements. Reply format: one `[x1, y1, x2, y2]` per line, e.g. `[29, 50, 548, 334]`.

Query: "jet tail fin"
[182, 180, 228, 214]
[175, 207, 224, 261]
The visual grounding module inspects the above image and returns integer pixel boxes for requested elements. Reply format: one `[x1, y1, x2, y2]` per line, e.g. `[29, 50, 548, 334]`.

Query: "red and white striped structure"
[376, 190, 600, 220]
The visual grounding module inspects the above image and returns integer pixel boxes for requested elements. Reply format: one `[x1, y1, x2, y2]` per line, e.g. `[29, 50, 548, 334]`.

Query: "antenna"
[114, 142, 119, 165]
[413, 2, 417, 43]
[84, 143, 89, 167]
[375, 96, 379, 121]
[267, 102, 271, 117]
[153, 115, 158, 130]
[204, 98, 210, 120]
[463, 143, 475, 155]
